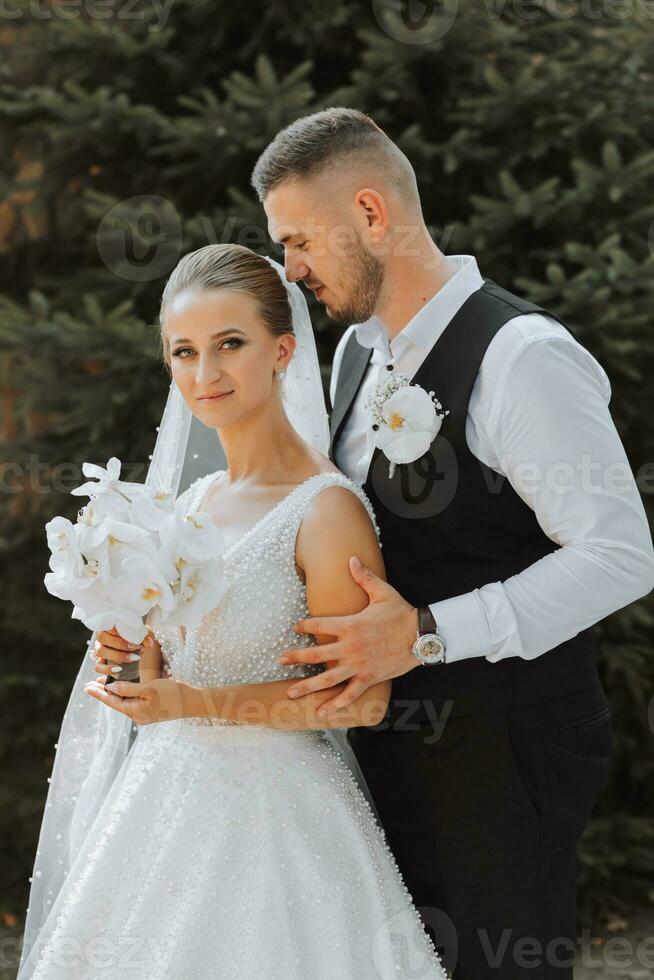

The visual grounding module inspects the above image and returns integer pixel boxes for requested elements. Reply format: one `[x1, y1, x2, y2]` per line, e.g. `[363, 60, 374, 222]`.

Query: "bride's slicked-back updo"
[158, 244, 293, 370]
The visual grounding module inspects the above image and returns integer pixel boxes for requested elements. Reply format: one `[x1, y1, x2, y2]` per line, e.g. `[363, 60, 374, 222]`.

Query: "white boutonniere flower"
[366, 373, 449, 479]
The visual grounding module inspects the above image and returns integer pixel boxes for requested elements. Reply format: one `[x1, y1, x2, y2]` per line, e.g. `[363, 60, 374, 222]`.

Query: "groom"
[252, 108, 654, 978]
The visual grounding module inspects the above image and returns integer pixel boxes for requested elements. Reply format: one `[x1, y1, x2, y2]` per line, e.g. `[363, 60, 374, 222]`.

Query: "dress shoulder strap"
[291, 471, 382, 547]
[176, 469, 226, 515]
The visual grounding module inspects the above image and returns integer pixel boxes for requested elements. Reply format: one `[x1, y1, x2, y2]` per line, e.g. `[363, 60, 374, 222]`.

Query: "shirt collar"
[354, 254, 484, 358]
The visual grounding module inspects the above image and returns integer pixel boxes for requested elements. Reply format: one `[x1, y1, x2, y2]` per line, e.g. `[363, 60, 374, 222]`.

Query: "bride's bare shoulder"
[295, 475, 384, 582]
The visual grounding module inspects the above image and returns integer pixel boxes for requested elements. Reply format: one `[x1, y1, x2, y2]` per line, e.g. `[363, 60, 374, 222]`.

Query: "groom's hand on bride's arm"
[283, 560, 420, 716]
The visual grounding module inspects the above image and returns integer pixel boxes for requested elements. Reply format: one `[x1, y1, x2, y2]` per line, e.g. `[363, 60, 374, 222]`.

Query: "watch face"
[416, 634, 445, 664]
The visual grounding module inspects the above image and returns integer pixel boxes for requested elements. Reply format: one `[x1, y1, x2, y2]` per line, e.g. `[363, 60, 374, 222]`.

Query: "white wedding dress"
[27, 470, 448, 980]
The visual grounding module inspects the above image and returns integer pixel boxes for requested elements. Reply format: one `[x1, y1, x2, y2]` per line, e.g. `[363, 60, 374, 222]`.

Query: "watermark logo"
[96, 195, 183, 283]
[367, 435, 459, 520]
[371, 0, 460, 44]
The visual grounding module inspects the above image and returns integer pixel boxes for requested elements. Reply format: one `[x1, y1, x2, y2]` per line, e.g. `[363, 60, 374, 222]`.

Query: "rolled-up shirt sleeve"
[429, 335, 654, 663]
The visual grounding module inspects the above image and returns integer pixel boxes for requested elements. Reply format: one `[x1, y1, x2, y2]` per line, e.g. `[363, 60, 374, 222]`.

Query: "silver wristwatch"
[412, 605, 447, 665]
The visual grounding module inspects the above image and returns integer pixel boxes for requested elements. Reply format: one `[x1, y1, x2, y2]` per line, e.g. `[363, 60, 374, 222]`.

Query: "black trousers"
[348, 677, 614, 980]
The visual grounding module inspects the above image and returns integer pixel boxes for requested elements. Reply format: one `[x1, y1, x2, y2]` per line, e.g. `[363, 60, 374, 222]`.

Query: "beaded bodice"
[153, 470, 381, 724]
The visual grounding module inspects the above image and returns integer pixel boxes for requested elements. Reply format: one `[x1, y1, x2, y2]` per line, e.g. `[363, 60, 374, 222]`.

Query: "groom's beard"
[326, 240, 385, 327]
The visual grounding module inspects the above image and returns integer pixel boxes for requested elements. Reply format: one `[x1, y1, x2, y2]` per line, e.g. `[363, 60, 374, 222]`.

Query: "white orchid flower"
[44, 560, 108, 603]
[128, 486, 175, 531]
[71, 457, 127, 500]
[375, 386, 443, 464]
[76, 607, 149, 645]
[108, 553, 177, 620]
[75, 493, 129, 530]
[44, 514, 107, 598]
[77, 515, 158, 559]
[367, 375, 449, 478]
[163, 555, 227, 630]
[160, 506, 225, 563]
[45, 517, 84, 579]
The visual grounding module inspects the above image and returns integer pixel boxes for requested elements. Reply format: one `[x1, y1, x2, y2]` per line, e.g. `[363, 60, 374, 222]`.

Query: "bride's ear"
[275, 332, 296, 372]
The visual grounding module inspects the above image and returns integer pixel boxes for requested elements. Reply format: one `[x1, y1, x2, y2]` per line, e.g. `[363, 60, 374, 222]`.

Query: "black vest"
[329, 279, 598, 723]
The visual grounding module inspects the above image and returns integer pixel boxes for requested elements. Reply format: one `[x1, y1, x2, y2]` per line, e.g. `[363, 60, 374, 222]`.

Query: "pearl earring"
[275, 368, 286, 382]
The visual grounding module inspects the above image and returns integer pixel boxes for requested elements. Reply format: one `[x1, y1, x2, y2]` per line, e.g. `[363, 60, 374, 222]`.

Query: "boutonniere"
[365, 373, 450, 479]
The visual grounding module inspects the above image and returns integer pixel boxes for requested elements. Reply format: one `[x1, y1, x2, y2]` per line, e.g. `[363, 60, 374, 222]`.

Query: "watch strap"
[418, 605, 438, 635]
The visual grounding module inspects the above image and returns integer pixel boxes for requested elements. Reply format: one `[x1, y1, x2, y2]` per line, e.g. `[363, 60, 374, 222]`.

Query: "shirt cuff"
[428, 590, 493, 663]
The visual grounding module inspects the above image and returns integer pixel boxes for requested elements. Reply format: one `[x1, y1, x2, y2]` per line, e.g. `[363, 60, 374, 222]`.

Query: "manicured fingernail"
[110, 666, 123, 674]
[127, 652, 141, 662]
[317, 707, 327, 717]
[278, 657, 289, 664]
[128, 642, 139, 649]
[288, 689, 299, 698]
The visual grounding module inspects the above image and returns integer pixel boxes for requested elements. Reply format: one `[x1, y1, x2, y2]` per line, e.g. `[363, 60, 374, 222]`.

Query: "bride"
[17, 244, 449, 979]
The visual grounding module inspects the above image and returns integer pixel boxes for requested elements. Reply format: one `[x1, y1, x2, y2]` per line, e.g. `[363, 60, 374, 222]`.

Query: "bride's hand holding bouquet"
[92, 625, 164, 683]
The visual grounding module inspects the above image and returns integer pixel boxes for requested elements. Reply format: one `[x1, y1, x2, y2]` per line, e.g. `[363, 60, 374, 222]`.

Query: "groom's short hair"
[251, 106, 419, 208]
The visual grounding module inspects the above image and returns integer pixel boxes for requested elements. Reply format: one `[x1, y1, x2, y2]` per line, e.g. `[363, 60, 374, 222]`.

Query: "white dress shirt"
[329, 254, 654, 664]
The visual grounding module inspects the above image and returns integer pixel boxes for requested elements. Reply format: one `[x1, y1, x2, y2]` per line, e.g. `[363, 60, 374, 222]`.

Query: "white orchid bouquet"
[44, 457, 226, 650]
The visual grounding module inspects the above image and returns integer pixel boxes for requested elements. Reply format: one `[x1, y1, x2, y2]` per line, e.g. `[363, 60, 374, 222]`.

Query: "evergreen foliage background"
[1, 0, 652, 948]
